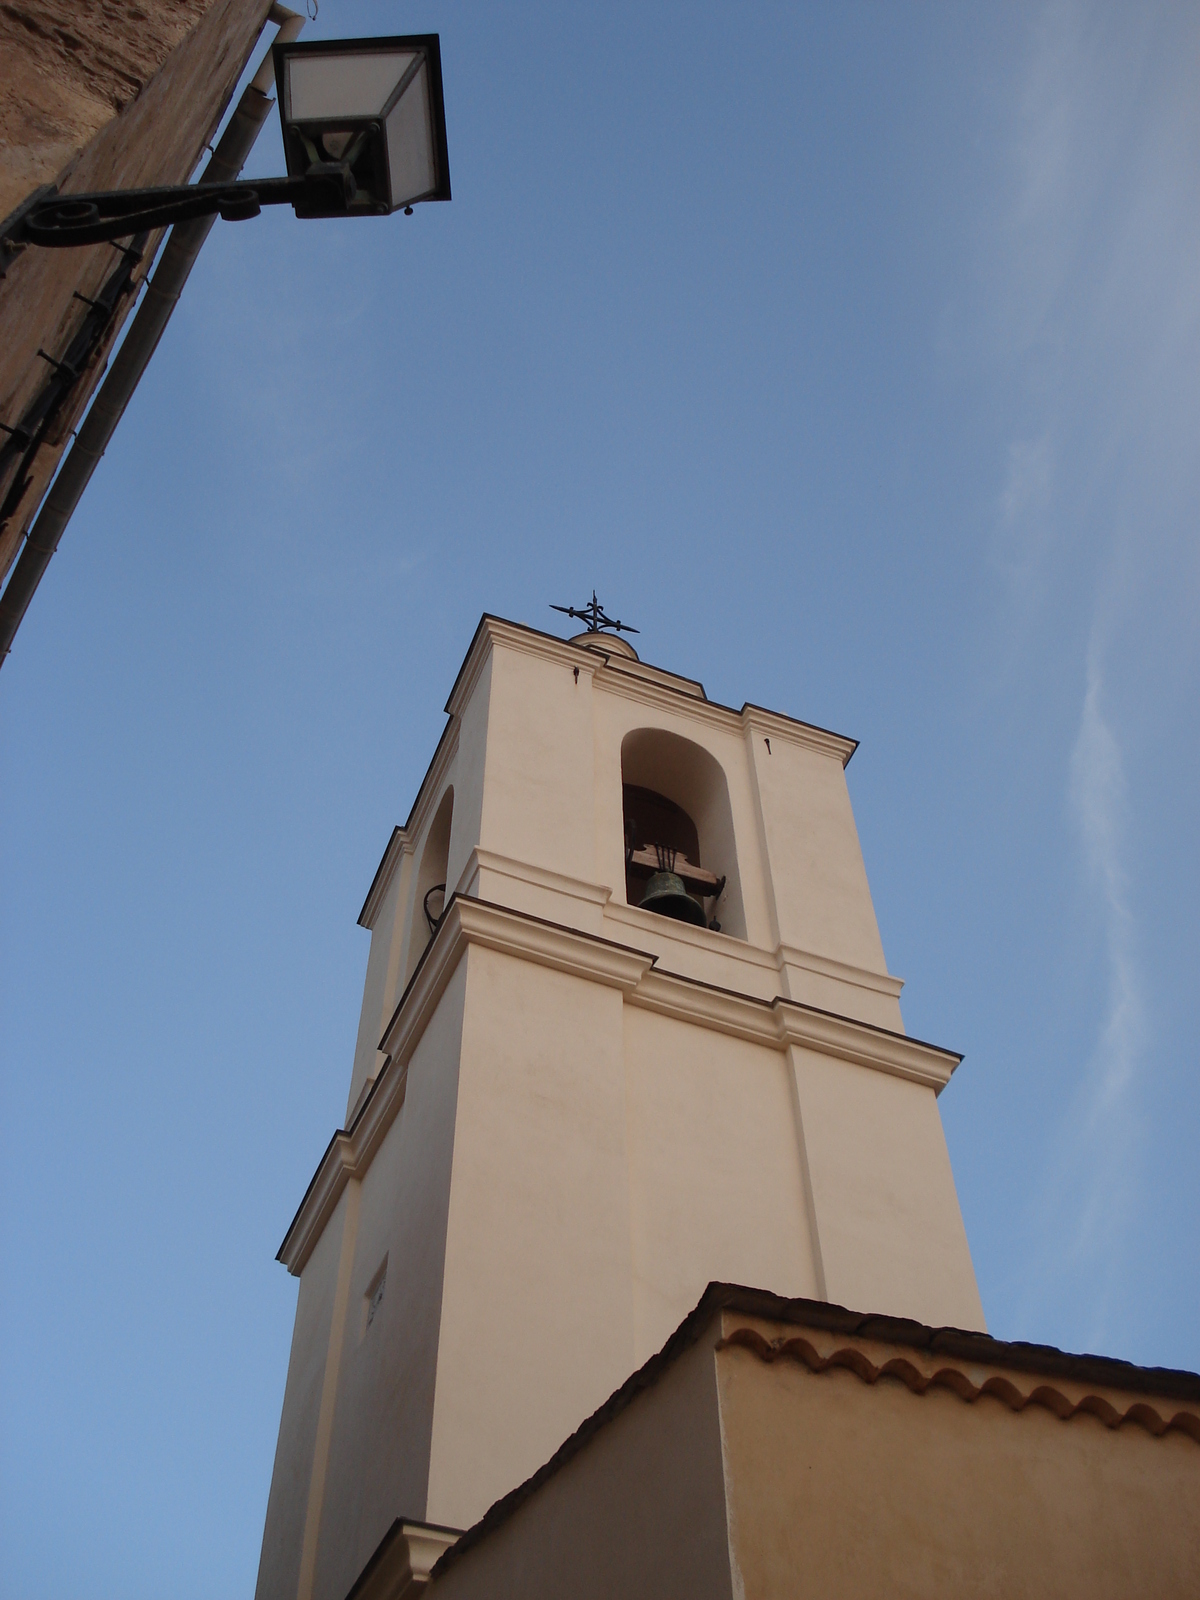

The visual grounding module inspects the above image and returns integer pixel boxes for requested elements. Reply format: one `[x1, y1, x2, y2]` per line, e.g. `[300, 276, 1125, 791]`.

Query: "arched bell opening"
[405, 785, 454, 985]
[620, 730, 745, 938]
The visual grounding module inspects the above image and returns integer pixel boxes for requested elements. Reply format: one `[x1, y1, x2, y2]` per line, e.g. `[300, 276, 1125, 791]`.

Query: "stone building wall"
[0, 0, 273, 590]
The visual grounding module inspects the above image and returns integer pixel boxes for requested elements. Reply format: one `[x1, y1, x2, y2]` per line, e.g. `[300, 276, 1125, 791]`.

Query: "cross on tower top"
[550, 591, 639, 636]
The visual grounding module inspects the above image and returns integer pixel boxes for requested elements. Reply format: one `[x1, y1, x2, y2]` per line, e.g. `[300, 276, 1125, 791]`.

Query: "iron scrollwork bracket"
[1, 166, 355, 251]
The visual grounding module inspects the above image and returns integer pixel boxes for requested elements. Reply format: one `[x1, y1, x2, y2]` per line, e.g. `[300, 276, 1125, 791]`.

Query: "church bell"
[639, 869, 707, 926]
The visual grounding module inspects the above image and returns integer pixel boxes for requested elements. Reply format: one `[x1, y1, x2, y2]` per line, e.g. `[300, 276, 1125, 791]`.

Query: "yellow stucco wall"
[717, 1309, 1200, 1599]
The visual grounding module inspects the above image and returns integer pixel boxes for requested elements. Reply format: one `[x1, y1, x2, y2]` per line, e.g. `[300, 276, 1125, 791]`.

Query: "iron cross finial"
[550, 591, 639, 635]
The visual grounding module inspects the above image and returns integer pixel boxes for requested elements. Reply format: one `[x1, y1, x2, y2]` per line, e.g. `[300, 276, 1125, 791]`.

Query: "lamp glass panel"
[384, 60, 436, 207]
[288, 50, 416, 119]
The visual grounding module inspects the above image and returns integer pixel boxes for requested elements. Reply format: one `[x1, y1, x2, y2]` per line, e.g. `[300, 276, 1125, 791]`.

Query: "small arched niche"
[620, 730, 745, 939]
[405, 786, 454, 985]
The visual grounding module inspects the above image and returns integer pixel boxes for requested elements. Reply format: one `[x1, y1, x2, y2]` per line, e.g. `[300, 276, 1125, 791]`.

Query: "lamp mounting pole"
[2, 172, 348, 251]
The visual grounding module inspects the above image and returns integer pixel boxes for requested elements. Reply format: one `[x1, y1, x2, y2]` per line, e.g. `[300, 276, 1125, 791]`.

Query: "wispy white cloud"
[1004, 645, 1146, 1347]
[1059, 643, 1145, 1316]
[991, 431, 1053, 616]
[980, 0, 1200, 1342]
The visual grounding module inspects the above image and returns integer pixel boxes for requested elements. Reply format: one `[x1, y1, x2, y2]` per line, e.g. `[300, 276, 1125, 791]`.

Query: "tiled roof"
[433, 1281, 1200, 1580]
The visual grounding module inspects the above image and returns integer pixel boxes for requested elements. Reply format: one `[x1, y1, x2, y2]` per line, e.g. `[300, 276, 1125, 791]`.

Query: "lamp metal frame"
[274, 33, 451, 215]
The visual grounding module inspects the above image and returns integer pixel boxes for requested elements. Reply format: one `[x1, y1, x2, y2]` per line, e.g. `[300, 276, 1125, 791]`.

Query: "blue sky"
[3, 3, 1198, 1595]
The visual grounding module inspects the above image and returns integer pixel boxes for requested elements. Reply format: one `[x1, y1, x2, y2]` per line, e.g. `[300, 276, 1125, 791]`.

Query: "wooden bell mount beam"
[625, 846, 724, 895]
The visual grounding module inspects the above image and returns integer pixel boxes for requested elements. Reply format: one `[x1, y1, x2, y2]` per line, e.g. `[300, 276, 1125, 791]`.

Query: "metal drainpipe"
[0, 3, 305, 666]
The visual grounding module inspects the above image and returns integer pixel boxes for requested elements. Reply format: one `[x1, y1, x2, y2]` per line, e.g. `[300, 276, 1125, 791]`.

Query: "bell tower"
[255, 612, 984, 1600]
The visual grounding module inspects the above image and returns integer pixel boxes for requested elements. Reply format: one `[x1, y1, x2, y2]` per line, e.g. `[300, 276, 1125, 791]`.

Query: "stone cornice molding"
[741, 703, 858, 768]
[428, 897, 654, 1004]
[774, 1002, 956, 1082]
[278, 1124, 358, 1279]
[443, 616, 508, 719]
[444, 613, 858, 763]
[606, 898, 775, 957]
[357, 720, 460, 929]
[280, 899, 957, 1276]
[454, 847, 613, 909]
[457, 856, 905, 1004]
[344, 1518, 462, 1600]
[443, 616, 602, 718]
[447, 615, 709, 715]
[582, 649, 707, 702]
[594, 666, 739, 733]
[604, 900, 903, 1002]
[593, 661, 859, 766]
[716, 1325, 1200, 1445]
[777, 941, 905, 999]
[359, 826, 410, 930]
[631, 968, 956, 1087]
[404, 716, 460, 855]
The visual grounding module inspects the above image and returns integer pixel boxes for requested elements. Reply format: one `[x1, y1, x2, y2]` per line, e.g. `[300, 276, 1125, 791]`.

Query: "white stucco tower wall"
[255, 615, 984, 1600]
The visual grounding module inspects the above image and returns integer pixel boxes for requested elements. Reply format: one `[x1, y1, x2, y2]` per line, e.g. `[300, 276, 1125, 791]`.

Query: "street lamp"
[277, 36, 451, 216]
[2, 34, 450, 250]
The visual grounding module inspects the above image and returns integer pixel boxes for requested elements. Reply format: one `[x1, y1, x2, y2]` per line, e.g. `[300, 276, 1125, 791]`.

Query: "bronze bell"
[639, 870, 707, 926]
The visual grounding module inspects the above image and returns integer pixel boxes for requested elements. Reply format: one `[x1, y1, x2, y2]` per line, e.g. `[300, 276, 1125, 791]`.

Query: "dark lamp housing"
[274, 34, 451, 217]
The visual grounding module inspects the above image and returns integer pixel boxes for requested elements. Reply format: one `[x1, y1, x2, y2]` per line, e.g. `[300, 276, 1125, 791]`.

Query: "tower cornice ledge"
[358, 824, 410, 930]
[277, 897, 960, 1277]
[444, 615, 858, 764]
[776, 941, 905, 998]
[358, 716, 462, 928]
[454, 846, 614, 909]
[740, 703, 858, 767]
